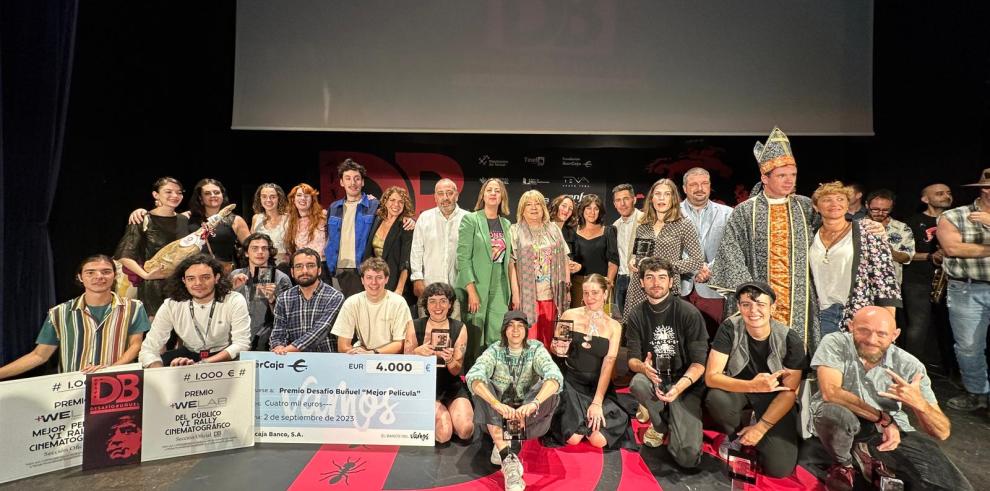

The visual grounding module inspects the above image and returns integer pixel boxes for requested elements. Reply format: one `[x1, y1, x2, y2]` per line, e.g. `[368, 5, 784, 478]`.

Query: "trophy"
[143, 204, 237, 276]
[655, 356, 673, 394]
[633, 237, 653, 258]
[501, 384, 526, 440]
[251, 266, 273, 302]
[552, 320, 573, 357]
[726, 443, 759, 490]
[431, 329, 450, 367]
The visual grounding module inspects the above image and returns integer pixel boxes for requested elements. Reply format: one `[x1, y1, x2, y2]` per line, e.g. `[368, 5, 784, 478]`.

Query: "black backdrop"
[1, 1, 988, 364]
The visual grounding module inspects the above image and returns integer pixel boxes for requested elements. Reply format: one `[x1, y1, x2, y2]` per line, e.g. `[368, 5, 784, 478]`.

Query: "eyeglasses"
[868, 208, 891, 215]
[427, 298, 450, 306]
[201, 190, 223, 197]
[292, 263, 320, 271]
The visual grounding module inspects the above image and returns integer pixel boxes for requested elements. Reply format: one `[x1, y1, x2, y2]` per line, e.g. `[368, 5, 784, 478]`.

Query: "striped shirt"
[466, 340, 563, 398]
[271, 281, 345, 352]
[941, 200, 990, 281]
[36, 293, 150, 372]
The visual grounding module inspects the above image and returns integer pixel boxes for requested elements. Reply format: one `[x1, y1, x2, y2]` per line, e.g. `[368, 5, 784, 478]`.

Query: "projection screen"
[233, 0, 873, 135]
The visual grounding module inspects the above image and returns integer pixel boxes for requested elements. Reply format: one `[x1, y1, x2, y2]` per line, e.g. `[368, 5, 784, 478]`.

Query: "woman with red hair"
[285, 183, 329, 279]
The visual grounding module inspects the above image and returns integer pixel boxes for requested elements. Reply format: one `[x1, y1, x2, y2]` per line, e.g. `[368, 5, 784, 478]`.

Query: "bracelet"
[759, 417, 775, 428]
[590, 402, 602, 407]
[680, 375, 694, 385]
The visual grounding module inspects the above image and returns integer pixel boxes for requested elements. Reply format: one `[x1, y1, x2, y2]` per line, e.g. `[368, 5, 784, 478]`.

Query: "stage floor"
[3, 372, 986, 491]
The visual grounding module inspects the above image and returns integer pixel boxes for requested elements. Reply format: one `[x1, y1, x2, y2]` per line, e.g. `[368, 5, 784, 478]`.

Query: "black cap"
[734, 281, 777, 303]
[502, 310, 530, 328]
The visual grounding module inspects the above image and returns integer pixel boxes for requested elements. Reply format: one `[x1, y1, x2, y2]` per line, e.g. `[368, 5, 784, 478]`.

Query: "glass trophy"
[552, 320, 573, 357]
[633, 237, 653, 257]
[726, 443, 758, 489]
[431, 329, 450, 367]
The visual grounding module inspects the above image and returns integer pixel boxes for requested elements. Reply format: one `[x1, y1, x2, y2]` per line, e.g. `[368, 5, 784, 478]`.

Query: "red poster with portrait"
[82, 370, 144, 469]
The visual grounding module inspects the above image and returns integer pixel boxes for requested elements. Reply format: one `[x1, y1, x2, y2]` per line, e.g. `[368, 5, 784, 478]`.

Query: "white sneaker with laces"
[491, 445, 502, 466]
[502, 453, 526, 491]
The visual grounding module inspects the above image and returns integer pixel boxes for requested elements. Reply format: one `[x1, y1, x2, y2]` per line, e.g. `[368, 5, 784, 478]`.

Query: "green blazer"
[455, 210, 512, 322]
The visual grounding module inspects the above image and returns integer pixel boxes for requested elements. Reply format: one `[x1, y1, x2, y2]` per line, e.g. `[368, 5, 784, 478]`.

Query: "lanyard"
[188, 300, 217, 351]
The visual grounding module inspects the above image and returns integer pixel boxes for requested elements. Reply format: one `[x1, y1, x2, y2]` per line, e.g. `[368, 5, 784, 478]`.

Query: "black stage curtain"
[0, 0, 78, 363]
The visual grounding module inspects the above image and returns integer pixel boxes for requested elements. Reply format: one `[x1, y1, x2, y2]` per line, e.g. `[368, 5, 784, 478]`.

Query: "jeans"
[615, 274, 630, 317]
[819, 303, 845, 337]
[946, 279, 990, 394]
[901, 280, 954, 370]
[813, 402, 973, 490]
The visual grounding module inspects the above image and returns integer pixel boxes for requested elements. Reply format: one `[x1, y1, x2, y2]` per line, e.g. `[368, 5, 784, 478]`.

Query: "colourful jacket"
[839, 220, 903, 327]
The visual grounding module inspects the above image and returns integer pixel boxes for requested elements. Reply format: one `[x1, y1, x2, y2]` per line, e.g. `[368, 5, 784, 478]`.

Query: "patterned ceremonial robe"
[711, 190, 821, 353]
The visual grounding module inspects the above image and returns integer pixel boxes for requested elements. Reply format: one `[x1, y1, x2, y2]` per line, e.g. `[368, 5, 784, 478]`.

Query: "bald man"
[409, 178, 468, 317]
[811, 307, 971, 491]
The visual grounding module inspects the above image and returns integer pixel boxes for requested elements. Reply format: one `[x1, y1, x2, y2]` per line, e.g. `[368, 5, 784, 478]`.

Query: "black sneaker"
[946, 392, 989, 411]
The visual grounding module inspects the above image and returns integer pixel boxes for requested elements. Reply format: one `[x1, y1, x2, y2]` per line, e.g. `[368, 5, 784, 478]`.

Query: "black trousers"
[705, 389, 799, 478]
[901, 280, 955, 372]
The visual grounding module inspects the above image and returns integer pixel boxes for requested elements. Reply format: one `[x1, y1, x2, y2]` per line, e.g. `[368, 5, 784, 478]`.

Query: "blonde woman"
[456, 178, 513, 366]
[250, 183, 289, 264]
[622, 179, 704, 323]
[509, 190, 571, 348]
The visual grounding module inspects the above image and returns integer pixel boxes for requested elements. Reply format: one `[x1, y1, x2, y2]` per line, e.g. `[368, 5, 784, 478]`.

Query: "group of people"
[1, 127, 985, 491]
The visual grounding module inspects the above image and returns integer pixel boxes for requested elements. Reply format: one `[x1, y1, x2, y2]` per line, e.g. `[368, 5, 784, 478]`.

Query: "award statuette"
[552, 320, 573, 357]
[430, 329, 450, 367]
[726, 443, 759, 490]
[500, 384, 525, 441]
[633, 237, 653, 257]
[655, 356, 673, 393]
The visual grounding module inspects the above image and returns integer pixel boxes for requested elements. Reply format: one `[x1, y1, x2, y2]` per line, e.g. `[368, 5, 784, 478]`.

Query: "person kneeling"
[405, 282, 474, 444]
[812, 307, 972, 491]
[704, 281, 806, 478]
[625, 258, 709, 466]
[466, 311, 562, 491]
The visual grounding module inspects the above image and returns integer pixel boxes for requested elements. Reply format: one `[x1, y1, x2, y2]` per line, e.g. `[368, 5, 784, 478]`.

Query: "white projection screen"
[233, 0, 873, 135]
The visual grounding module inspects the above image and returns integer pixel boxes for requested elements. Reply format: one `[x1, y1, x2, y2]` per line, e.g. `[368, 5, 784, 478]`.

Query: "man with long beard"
[811, 307, 971, 491]
[270, 248, 345, 354]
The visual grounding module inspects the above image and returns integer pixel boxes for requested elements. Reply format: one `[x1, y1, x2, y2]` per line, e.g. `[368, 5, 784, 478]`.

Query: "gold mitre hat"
[753, 127, 796, 174]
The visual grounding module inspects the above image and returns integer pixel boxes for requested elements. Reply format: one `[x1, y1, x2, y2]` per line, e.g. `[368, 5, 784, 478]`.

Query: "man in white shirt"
[611, 183, 644, 316]
[679, 167, 734, 337]
[410, 178, 468, 317]
[331, 257, 412, 354]
[139, 254, 252, 367]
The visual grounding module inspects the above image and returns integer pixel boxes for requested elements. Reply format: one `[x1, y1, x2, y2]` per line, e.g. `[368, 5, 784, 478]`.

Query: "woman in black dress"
[567, 194, 619, 308]
[552, 274, 629, 449]
[405, 282, 474, 443]
[115, 177, 187, 316]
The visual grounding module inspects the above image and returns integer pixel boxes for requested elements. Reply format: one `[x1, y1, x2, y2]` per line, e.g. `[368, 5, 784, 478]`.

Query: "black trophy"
[431, 329, 450, 367]
[633, 237, 653, 258]
[655, 356, 673, 394]
[501, 383, 525, 441]
[552, 320, 573, 357]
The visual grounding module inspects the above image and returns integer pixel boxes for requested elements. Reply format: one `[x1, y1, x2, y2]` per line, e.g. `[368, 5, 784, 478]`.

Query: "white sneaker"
[491, 445, 502, 466]
[502, 453, 526, 491]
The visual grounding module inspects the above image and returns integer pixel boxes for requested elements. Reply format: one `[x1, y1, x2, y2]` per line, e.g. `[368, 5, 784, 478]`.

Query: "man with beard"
[139, 254, 251, 367]
[331, 257, 412, 354]
[704, 281, 806, 478]
[0, 254, 150, 379]
[812, 307, 970, 491]
[270, 248, 345, 353]
[902, 183, 953, 371]
[625, 257, 708, 467]
[410, 178, 468, 317]
[938, 169, 990, 413]
[679, 167, 733, 337]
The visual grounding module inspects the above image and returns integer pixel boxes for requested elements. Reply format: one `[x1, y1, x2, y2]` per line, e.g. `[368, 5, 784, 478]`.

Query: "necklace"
[584, 307, 604, 349]
[820, 222, 852, 264]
